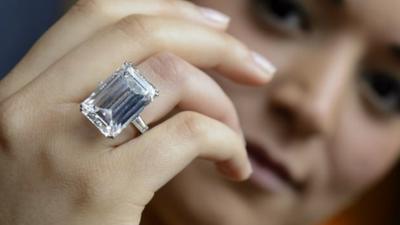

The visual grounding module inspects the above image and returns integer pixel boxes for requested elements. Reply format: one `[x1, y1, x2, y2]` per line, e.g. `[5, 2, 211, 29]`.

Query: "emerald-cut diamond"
[80, 63, 159, 138]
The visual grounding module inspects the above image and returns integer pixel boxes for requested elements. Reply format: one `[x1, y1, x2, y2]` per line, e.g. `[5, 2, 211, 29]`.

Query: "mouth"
[246, 139, 304, 193]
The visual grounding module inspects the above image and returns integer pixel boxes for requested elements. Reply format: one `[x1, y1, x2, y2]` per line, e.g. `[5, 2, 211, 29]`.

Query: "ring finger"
[63, 52, 243, 148]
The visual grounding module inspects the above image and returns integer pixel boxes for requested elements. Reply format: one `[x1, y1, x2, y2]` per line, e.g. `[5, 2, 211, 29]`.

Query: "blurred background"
[0, 1, 399, 225]
[0, 0, 65, 79]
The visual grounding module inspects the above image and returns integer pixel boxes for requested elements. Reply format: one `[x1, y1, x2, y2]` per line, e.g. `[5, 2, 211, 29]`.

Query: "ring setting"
[80, 62, 159, 138]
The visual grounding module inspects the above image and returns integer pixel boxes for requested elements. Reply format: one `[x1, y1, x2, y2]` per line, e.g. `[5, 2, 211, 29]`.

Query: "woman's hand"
[0, 0, 275, 224]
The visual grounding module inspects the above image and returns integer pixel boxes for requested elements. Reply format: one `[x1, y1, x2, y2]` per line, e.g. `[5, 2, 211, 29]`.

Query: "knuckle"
[71, 0, 105, 15]
[0, 95, 56, 150]
[222, 35, 249, 59]
[175, 111, 212, 140]
[166, 0, 197, 14]
[163, 0, 190, 11]
[0, 97, 29, 143]
[174, 112, 242, 148]
[146, 52, 192, 86]
[115, 15, 155, 40]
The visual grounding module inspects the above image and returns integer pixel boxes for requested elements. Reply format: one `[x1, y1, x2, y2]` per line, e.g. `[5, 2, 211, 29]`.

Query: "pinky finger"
[111, 111, 252, 192]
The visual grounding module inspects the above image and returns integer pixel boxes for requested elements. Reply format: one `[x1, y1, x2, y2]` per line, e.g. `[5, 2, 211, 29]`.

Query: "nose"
[268, 33, 364, 137]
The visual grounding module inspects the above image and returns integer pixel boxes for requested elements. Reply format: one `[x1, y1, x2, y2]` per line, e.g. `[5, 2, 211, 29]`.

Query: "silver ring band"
[132, 116, 149, 134]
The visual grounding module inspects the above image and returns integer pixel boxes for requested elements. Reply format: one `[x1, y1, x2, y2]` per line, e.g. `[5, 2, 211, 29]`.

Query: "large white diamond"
[80, 63, 158, 138]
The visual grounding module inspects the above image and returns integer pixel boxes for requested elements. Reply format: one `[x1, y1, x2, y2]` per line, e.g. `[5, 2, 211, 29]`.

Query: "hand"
[0, 1, 275, 224]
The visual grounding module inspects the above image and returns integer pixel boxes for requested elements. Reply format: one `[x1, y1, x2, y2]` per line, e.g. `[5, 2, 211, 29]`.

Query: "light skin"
[0, 1, 399, 225]
[0, 1, 270, 224]
[143, 0, 400, 225]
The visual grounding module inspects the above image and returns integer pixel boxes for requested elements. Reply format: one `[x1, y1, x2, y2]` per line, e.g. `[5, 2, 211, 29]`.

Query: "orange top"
[323, 167, 399, 225]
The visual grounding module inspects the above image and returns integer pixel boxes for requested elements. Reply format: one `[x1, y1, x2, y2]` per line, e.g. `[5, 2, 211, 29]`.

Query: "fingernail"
[199, 7, 230, 25]
[251, 51, 277, 79]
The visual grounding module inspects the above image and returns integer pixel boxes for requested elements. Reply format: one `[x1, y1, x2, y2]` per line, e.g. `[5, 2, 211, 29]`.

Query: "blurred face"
[145, 0, 400, 225]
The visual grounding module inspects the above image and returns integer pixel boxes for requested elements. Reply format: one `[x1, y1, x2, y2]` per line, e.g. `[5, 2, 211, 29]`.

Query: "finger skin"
[138, 53, 243, 136]
[0, 108, 251, 225]
[0, 0, 229, 102]
[28, 15, 268, 105]
[111, 111, 252, 194]
[55, 53, 243, 149]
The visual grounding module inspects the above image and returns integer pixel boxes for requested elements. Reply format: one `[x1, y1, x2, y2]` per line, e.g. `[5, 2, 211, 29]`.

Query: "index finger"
[31, 15, 276, 103]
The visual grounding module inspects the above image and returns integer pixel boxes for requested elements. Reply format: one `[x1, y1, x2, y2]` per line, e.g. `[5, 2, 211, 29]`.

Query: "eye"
[253, 0, 311, 33]
[361, 69, 400, 114]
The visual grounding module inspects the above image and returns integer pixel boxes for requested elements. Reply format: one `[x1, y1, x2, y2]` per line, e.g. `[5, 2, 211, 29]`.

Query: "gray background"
[0, 0, 63, 79]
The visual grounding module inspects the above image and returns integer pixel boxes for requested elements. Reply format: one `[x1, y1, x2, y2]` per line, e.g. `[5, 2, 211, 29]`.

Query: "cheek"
[347, 0, 400, 42]
[330, 96, 400, 193]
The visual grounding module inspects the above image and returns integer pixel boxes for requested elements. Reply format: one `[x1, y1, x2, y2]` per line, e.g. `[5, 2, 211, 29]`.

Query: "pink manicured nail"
[199, 7, 230, 25]
[251, 52, 277, 79]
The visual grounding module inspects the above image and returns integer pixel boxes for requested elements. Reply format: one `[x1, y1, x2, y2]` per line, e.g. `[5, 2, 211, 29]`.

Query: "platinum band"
[132, 116, 149, 134]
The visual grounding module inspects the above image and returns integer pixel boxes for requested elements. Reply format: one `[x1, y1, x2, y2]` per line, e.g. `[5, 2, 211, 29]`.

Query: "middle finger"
[0, 0, 230, 102]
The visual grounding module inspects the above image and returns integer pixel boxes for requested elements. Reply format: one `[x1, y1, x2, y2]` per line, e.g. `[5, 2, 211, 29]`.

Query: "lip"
[246, 140, 303, 193]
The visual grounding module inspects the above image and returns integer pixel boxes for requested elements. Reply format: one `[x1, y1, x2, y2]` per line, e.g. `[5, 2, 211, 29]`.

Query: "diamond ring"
[80, 62, 159, 138]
